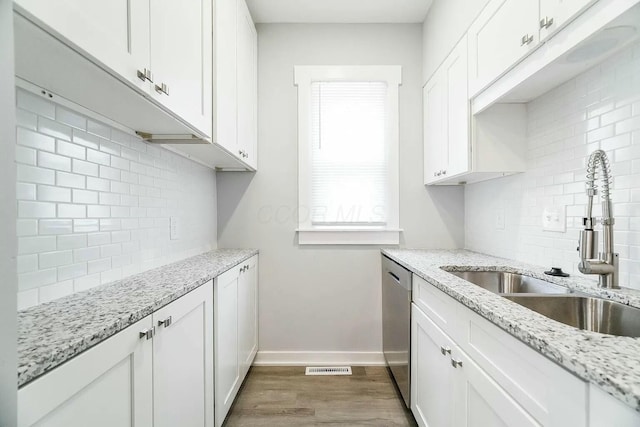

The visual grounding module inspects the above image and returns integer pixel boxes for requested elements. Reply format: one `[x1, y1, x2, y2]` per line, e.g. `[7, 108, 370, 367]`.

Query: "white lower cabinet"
[214, 255, 259, 427]
[411, 304, 536, 427]
[18, 316, 154, 427]
[411, 274, 589, 427]
[18, 281, 214, 427]
[152, 282, 214, 427]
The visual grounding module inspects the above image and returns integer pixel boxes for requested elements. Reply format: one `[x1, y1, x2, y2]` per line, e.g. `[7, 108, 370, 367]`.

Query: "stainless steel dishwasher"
[381, 255, 412, 408]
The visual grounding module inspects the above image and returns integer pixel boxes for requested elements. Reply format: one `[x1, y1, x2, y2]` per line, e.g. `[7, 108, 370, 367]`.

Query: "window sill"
[296, 228, 402, 245]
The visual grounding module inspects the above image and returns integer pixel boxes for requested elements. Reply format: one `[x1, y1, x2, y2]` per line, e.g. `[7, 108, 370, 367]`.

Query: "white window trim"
[294, 65, 402, 245]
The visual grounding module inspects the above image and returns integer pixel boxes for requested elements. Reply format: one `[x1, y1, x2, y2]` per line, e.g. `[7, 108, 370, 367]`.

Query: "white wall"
[0, 0, 17, 423]
[217, 24, 464, 363]
[421, 0, 489, 83]
[466, 41, 640, 290]
[15, 90, 218, 308]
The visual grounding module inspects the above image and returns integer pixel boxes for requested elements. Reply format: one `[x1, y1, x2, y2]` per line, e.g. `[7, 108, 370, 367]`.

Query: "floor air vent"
[305, 366, 352, 376]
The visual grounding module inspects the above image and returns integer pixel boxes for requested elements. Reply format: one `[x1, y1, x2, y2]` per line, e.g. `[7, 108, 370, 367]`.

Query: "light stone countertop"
[382, 249, 640, 412]
[17, 248, 258, 387]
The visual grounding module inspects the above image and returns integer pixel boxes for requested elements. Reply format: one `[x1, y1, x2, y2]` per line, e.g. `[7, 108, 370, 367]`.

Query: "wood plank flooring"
[223, 366, 418, 426]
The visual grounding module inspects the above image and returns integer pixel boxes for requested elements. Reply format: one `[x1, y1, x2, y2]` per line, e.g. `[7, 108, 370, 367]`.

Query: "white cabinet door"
[18, 316, 153, 427]
[443, 35, 470, 180]
[153, 281, 214, 427]
[150, 0, 213, 136]
[411, 304, 456, 427]
[539, 0, 595, 41]
[453, 348, 539, 427]
[238, 255, 259, 379]
[468, 0, 539, 96]
[236, 0, 258, 168]
[215, 0, 239, 152]
[423, 73, 445, 185]
[14, 0, 151, 93]
[214, 265, 241, 427]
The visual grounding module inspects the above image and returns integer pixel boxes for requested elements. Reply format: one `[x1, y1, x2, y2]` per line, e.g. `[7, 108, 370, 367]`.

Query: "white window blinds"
[309, 81, 389, 226]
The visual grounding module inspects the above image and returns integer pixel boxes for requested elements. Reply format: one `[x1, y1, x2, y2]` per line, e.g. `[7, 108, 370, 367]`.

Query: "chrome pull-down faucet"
[577, 149, 619, 289]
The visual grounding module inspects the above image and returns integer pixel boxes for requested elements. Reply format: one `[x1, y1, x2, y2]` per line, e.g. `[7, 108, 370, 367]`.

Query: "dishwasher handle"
[388, 271, 401, 283]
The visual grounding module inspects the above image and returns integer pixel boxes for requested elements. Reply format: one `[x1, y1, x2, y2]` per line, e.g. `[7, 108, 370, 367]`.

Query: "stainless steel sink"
[449, 271, 571, 294]
[503, 295, 640, 337]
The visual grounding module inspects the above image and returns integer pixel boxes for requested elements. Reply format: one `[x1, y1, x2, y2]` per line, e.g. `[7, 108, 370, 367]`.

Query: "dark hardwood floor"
[223, 366, 418, 426]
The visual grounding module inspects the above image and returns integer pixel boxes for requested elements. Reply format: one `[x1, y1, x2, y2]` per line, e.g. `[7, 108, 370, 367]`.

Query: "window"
[294, 66, 401, 245]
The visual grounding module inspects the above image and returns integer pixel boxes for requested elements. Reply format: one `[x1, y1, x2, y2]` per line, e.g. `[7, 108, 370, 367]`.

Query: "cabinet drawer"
[456, 306, 587, 426]
[412, 274, 458, 338]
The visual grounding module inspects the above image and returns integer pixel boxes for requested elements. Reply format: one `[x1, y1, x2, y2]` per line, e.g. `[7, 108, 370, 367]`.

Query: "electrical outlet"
[170, 216, 181, 240]
[495, 209, 505, 230]
[542, 206, 566, 232]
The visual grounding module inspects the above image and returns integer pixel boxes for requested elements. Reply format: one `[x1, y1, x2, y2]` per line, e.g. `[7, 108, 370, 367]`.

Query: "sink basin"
[503, 295, 640, 337]
[449, 271, 571, 294]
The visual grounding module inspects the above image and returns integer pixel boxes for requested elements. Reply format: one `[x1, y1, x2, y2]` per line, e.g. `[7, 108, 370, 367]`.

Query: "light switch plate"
[170, 216, 180, 240]
[542, 206, 566, 232]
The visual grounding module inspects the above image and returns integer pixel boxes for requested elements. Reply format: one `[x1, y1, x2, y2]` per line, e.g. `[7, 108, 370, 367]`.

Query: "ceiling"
[245, 0, 433, 24]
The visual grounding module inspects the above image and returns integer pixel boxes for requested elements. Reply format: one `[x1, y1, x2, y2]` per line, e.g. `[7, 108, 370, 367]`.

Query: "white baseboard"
[253, 351, 386, 366]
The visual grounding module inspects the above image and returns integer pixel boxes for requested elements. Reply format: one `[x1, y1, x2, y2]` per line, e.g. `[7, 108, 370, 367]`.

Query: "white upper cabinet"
[150, 0, 213, 137]
[213, 0, 258, 168]
[236, 0, 259, 169]
[539, 0, 595, 41]
[14, 0, 151, 93]
[423, 75, 445, 184]
[215, 0, 239, 154]
[14, 0, 212, 139]
[468, 0, 539, 97]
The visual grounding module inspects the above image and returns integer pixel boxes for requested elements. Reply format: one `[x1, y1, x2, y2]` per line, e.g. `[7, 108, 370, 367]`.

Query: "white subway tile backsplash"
[38, 151, 71, 171]
[87, 176, 110, 192]
[58, 204, 87, 218]
[15, 88, 216, 306]
[57, 234, 87, 250]
[17, 254, 38, 274]
[38, 116, 72, 140]
[466, 41, 640, 290]
[56, 107, 86, 131]
[16, 108, 38, 130]
[38, 219, 73, 235]
[87, 205, 110, 218]
[17, 220, 38, 237]
[73, 219, 99, 233]
[37, 185, 71, 203]
[58, 262, 87, 281]
[72, 159, 98, 177]
[18, 236, 56, 255]
[87, 148, 110, 166]
[39, 250, 73, 269]
[17, 128, 55, 152]
[56, 171, 86, 189]
[16, 183, 36, 200]
[57, 140, 86, 160]
[19, 201, 56, 218]
[18, 164, 55, 185]
[73, 246, 101, 263]
[72, 129, 100, 150]
[16, 146, 36, 165]
[72, 189, 99, 204]
[17, 90, 55, 119]
[99, 165, 120, 180]
[87, 120, 110, 139]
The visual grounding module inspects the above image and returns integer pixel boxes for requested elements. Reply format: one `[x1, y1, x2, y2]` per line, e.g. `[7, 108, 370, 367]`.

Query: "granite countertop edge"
[17, 248, 258, 388]
[381, 248, 640, 413]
